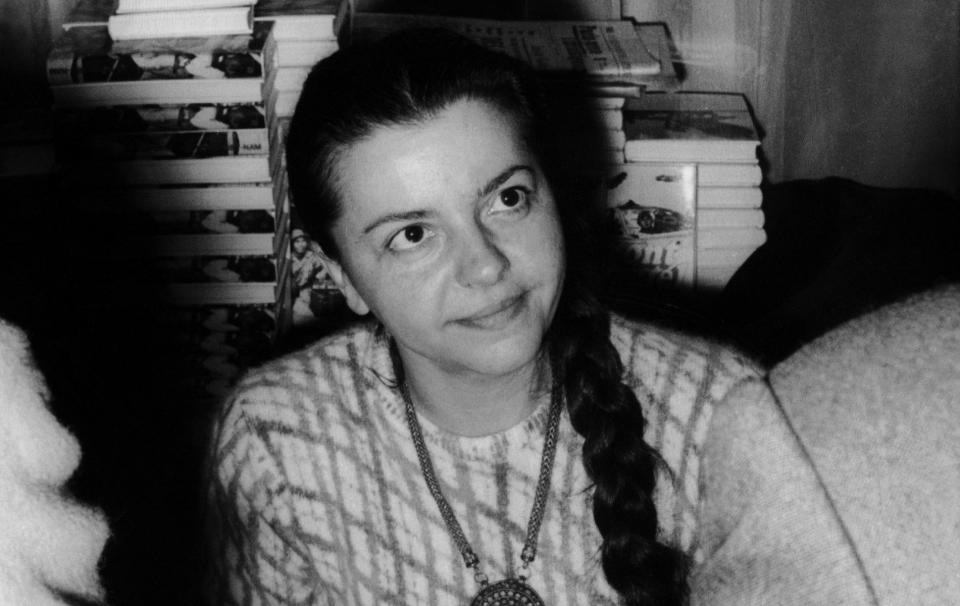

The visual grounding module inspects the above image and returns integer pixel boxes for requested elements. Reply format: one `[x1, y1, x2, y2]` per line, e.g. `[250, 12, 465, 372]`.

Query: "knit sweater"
[208, 314, 874, 605]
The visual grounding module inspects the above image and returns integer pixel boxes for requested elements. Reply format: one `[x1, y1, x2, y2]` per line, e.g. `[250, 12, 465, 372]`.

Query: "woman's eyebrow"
[477, 164, 535, 199]
[362, 210, 430, 235]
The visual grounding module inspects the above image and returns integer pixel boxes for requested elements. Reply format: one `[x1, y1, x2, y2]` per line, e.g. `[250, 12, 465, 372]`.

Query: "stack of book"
[48, 0, 293, 402]
[604, 91, 765, 296]
[258, 0, 353, 334]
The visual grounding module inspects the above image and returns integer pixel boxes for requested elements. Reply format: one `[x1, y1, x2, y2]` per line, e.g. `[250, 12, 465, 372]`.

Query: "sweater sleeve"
[689, 378, 876, 606]
[209, 396, 325, 606]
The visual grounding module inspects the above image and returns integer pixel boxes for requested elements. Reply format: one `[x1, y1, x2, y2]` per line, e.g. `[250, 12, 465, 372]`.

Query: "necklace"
[395, 363, 562, 606]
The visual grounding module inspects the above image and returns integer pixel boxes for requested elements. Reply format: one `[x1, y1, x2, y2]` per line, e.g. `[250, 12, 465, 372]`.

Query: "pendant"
[470, 578, 546, 606]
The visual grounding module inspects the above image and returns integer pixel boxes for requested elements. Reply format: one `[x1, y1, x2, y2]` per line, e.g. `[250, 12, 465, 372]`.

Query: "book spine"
[56, 102, 266, 134]
[117, 0, 255, 13]
[697, 227, 767, 249]
[696, 208, 765, 229]
[697, 163, 763, 187]
[697, 185, 763, 208]
[82, 184, 275, 211]
[48, 49, 263, 85]
[51, 79, 264, 108]
[93, 208, 278, 235]
[108, 6, 254, 40]
[114, 156, 272, 184]
[122, 254, 279, 283]
[62, 128, 270, 160]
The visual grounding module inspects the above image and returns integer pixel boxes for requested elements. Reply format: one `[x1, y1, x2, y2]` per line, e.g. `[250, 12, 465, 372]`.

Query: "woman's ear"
[318, 249, 370, 316]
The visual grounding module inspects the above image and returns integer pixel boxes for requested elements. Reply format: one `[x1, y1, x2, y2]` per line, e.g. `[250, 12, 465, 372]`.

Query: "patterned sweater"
[207, 314, 872, 605]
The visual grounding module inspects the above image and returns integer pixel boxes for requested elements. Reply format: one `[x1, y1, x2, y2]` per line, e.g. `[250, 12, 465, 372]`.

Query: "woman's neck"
[397, 349, 550, 438]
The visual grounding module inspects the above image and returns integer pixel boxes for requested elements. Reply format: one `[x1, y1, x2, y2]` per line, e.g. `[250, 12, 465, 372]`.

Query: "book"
[47, 29, 263, 85]
[76, 184, 276, 211]
[61, 155, 273, 184]
[263, 35, 339, 69]
[262, 65, 311, 96]
[603, 162, 697, 289]
[108, 6, 254, 41]
[697, 186, 763, 209]
[117, 0, 256, 13]
[51, 78, 264, 108]
[623, 92, 761, 163]
[697, 163, 763, 187]
[697, 247, 758, 268]
[697, 208, 764, 229]
[56, 102, 266, 134]
[59, 128, 268, 161]
[60, 128, 269, 160]
[93, 208, 279, 235]
[126, 232, 280, 257]
[352, 14, 661, 84]
[124, 254, 279, 283]
[254, 0, 351, 41]
[697, 227, 767, 249]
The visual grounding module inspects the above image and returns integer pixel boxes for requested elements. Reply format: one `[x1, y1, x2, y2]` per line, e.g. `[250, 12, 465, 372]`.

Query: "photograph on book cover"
[289, 225, 351, 332]
[57, 102, 266, 133]
[603, 163, 697, 291]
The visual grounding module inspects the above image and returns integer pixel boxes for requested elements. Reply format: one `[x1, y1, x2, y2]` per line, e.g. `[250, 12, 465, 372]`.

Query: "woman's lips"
[455, 293, 526, 329]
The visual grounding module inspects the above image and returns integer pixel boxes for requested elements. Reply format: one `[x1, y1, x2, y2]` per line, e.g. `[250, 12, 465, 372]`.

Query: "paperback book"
[47, 27, 263, 85]
[56, 102, 266, 134]
[623, 92, 761, 163]
[59, 128, 269, 160]
[254, 0, 352, 42]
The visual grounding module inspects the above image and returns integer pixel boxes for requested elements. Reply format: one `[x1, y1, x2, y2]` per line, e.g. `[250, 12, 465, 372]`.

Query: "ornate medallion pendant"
[471, 578, 546, 606]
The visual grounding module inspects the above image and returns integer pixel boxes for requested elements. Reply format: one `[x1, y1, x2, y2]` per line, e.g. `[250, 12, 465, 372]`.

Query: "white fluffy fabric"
[0, 319, 109, 605]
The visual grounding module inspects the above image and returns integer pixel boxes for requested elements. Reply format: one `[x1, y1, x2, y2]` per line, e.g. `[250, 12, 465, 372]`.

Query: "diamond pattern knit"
[208, 314, 761, 605]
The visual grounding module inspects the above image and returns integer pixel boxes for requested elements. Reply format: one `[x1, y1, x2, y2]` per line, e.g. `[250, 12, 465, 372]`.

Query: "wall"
[623, 0, 960, 195]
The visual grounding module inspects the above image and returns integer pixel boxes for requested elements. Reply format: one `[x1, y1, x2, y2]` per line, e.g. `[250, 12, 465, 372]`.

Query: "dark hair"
[285, 28, 687, 605]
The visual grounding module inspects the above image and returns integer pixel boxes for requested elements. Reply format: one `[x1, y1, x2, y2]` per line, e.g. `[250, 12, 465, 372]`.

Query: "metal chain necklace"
[394, 358, 563, 606]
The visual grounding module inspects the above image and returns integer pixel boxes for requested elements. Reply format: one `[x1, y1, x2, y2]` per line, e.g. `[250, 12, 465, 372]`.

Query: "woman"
[208, 29, 875, 605]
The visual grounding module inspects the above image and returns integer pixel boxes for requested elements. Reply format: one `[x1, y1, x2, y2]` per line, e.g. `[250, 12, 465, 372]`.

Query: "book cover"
[100, 208, 278, 235]
[603, 162, 697, 289]
[56, 102, 266, 135]
[108, 6, 254, 41]
[47, 27, 263, 85]
[59, 128, 269, 160]
[353, 14, 660, 83]
[125, 254, 278, 284]
[623, 92, 761, 163]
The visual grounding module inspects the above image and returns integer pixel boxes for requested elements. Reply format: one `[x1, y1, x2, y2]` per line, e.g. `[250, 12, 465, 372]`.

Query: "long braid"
[548, 284, 689, 606]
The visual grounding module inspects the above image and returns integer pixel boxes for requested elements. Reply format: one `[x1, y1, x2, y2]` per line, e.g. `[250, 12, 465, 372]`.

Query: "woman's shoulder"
[221, 318, 387, 429]
[608, 311, 763, 388]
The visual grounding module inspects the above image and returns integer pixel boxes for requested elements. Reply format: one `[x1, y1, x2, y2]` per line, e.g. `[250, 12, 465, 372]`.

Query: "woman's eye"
[388, 224, 432, 251]
[492, 186, 531, 213]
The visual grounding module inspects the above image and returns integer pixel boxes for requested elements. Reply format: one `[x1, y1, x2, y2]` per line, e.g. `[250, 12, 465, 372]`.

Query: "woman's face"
[324, 99, 565, 380]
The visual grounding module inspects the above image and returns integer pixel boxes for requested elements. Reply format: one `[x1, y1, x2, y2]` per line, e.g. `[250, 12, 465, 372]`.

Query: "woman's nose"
[454, 225, 509, 288]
